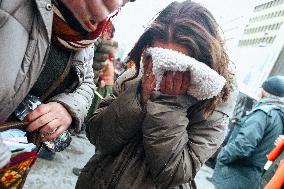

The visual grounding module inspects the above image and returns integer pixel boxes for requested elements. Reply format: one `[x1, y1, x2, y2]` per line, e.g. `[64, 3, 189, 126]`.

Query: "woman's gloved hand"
[141, 57, 190, 105]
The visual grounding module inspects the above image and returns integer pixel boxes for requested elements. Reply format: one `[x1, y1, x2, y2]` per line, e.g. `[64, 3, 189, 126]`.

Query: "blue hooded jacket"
[213, 97, 284, 189]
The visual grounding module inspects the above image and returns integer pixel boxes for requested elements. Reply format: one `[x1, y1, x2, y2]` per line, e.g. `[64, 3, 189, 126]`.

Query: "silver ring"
[47, 128, 57, 135]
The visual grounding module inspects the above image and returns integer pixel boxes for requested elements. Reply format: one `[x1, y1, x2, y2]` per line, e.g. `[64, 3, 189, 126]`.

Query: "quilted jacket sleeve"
[88, 82, 145, 155]
[142, 92, 229, 188]
[50, 47, 96, 132]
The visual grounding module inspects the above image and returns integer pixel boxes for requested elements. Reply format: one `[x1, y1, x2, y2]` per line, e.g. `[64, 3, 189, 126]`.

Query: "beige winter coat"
[0, 0, 95, 130]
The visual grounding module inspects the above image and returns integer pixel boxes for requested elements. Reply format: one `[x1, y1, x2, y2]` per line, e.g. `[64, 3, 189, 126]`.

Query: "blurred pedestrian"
[76, 1, 237, 188]
[88, 22, 117, 119]
[213, 76, 284, 189]
[73, 21, 117, 177]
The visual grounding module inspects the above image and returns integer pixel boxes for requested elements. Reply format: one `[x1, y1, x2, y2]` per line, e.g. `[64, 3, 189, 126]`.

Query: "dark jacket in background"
[213, 97, 284, 189]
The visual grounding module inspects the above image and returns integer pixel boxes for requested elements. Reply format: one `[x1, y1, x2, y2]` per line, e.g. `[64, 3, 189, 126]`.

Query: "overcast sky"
[112, 0, 254, 56]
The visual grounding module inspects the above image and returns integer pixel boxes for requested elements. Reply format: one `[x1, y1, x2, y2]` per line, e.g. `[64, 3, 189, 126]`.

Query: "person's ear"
[258, 88, 265, 99]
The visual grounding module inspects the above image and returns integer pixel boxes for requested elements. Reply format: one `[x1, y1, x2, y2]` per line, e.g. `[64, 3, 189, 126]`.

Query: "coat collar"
[34, 0, 53, 41]
[257, 97, 284, 107]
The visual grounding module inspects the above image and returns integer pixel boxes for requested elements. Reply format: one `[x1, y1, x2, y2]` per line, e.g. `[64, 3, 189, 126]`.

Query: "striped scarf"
[52, 1, 112, 51]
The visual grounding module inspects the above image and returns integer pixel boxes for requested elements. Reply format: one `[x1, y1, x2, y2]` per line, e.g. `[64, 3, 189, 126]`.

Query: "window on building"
[273, 0, 277, 6]
[261, 38, 265, 42]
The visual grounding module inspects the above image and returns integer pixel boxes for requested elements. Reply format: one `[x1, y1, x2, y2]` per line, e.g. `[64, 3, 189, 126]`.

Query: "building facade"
[238, 0, 284, 47]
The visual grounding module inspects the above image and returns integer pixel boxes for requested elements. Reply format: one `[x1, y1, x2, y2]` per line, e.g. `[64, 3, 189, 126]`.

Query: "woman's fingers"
[145, 57, 153, 74]
[173, 72, 183, 95]
[141, 57, 156, 104]
[160, 77, 166, 92]
[160, 71, 190, 95]
[165, 72, 174, 94]
[181, 72, 190, 93]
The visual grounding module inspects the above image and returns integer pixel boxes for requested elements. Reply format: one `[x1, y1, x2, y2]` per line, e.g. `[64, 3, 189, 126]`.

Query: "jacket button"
[46, 3, 52, 11]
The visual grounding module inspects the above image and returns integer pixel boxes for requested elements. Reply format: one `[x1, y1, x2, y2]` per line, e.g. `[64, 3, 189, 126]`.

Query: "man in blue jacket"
[213, 76, 284, 189]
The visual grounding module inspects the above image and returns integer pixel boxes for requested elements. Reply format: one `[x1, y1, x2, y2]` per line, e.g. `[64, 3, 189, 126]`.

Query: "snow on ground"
[195, 165, 215, 189]
[23, 135, 215, 189]
[23, 135, 95, 189]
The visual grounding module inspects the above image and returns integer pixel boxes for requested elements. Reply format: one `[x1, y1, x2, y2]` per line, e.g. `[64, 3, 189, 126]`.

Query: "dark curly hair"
[123, 0, 233, 116]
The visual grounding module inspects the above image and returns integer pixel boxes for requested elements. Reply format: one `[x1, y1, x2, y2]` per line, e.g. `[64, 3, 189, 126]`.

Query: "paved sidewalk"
[23, 135, 95, 189]
[195, 165, 215, 189]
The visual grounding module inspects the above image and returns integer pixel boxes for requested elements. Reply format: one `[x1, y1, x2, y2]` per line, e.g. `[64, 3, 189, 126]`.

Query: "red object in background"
[267, 140, 284, 161]
[264, 160, 284, 189]
[0, 122, 40, 189]
[263, 139, 284, 189]
[108, 54, 114, 61]
[0, 152, 37, 189]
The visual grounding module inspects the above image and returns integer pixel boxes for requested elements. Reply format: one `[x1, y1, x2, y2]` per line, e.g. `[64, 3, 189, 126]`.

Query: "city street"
[23, 135, 215, 189]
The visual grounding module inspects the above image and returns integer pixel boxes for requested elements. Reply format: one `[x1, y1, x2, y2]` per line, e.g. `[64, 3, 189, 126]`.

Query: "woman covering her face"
[76, 1, 236, 188]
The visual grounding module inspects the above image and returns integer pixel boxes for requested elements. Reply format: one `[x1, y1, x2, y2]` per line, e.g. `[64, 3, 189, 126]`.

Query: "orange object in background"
[264, 160, 284, 189]
[267, 140, 284, 161]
